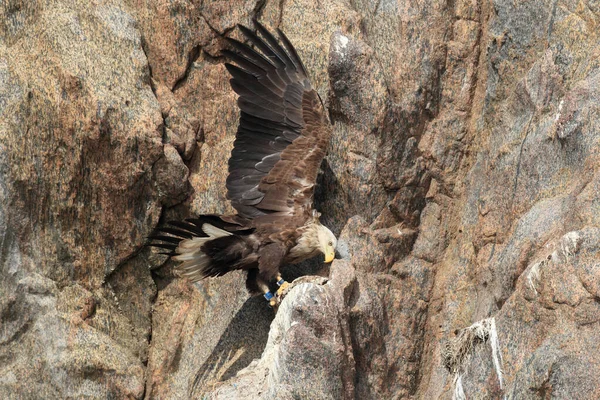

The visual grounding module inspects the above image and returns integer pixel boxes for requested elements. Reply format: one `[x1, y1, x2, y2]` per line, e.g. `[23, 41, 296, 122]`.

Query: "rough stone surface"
[1, 0, 600, 399]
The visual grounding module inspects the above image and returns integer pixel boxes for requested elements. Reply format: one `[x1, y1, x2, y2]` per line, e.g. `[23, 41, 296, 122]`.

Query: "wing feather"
[276, 28, 310, 78]
[237, 25, 288, 70]
[255, 23, 299, 71]
[224, 21, 332, 227]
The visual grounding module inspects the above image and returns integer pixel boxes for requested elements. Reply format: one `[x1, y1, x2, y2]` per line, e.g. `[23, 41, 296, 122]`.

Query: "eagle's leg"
[263, 290, 276, 307]
[258, 280, 277, 307]
[256, 244, 287, 307]
[275, 274, 290, 297]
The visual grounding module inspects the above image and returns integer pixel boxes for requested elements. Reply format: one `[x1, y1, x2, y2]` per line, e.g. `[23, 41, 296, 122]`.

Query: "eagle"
[150, 21, 337, 306]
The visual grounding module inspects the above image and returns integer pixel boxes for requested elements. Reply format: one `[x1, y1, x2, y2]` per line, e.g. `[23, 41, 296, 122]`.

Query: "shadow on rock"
[190, 295, 274, 396]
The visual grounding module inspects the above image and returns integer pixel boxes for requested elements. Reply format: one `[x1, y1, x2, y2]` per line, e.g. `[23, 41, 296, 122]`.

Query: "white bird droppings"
[334, 34, 349, 58]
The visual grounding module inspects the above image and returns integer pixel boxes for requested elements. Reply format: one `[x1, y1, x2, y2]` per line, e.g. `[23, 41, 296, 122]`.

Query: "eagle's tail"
[148, 216, 254, 282]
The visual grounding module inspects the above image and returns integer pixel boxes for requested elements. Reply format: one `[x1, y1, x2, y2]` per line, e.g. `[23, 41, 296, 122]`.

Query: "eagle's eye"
[327, 241, 333, 247]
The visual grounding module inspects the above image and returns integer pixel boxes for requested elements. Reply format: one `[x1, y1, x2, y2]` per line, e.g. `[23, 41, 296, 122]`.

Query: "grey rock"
[2, 0, 600, 399]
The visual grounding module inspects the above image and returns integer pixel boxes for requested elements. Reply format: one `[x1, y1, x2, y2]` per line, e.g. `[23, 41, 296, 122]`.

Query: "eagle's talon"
[276, 281, 290, 296]
[275, 281, 291, 305]
[269, 297, 279, 308]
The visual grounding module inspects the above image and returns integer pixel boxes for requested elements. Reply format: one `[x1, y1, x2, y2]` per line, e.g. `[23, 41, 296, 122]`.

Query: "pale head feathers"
[289, 214, 337, 263]
[316, 224, 337, 263]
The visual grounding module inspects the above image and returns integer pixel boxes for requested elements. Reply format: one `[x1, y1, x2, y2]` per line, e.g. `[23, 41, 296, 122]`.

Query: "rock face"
[1, 0, 599, 399]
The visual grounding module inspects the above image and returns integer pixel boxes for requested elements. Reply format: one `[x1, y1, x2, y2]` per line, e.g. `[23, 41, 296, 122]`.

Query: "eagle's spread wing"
[223, 22, 331, 223]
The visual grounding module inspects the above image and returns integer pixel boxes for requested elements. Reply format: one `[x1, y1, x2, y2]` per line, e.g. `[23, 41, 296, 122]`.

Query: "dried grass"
[442, 317, 504, 399]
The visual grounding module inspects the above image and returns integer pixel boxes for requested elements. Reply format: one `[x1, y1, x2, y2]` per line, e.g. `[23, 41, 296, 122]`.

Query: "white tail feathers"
[202, 223, 232, 238]
[174, 223, 231, 258]
[174, 238, 206, 259]
[172, 224, 232, 282]
[178, 257, 211, 281]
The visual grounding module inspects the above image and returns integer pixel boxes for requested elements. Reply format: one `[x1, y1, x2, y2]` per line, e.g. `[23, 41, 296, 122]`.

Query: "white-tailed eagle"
[150, 21, 336, 306]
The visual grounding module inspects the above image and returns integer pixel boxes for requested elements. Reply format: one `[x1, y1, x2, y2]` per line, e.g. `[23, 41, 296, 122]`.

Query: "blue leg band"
[264, 291, 274, 300]
[277, 279, 285, 286]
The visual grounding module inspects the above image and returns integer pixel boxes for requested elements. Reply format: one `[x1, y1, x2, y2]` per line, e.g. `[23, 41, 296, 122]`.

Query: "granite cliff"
[1, 0, 599, 398]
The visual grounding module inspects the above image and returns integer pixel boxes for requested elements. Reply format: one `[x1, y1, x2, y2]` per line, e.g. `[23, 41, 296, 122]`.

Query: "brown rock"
[152, 143, 190, 207]
[0, 0, 162, 397]
[2, 0, 600, 399]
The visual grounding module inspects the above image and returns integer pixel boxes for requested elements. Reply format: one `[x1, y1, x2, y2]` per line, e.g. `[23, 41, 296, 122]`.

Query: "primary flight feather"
[150, 21, 336, 306]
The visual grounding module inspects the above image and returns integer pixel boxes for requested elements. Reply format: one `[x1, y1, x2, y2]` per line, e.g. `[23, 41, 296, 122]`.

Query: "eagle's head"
[289, 211, 338, 264]
[309, 210, 336, 263]
[316, 224, 337, 263]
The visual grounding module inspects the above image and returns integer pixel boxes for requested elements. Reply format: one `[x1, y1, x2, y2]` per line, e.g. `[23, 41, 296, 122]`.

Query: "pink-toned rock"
[0, 0, 164, 397]
[2, 0, 600, 399]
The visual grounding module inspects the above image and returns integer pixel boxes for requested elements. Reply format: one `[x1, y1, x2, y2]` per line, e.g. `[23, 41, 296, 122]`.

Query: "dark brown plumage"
[149, 21, 336, 305]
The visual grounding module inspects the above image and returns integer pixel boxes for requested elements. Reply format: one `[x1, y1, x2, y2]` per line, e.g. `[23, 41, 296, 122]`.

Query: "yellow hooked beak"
[324, 248, 335, 263]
